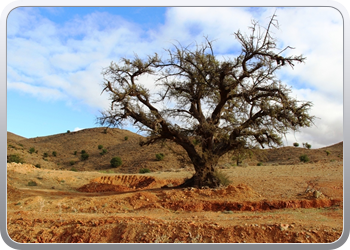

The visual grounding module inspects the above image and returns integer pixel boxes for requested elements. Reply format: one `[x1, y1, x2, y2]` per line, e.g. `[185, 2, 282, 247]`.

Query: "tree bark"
[179, 161, 220, 188]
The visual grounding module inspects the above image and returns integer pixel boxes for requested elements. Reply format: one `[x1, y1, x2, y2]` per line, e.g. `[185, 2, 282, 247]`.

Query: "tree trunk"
[179, 161, 220, 188]
[174, 139, 221, 188]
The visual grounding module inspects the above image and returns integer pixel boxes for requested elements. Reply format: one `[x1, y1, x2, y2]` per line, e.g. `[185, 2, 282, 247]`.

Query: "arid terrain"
[6, 128, 343, 243]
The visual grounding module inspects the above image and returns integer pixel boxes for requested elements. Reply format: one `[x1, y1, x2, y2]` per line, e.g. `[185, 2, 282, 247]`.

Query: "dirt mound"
[7, 214, 342, 243]
[76, 183, 132, 193]
[7, 163, 37, 174]
[77, 175, 173, 193]
[162, 198, 341, 212]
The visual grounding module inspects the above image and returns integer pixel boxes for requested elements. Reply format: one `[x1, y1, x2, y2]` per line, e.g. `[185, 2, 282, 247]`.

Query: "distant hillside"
[7, 128, 343, 173]
[6, 128, 187, 173]
[7, 132, 27, 142]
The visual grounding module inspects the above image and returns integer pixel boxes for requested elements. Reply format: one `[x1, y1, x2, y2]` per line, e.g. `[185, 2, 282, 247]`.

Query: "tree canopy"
[98, 14, 314, 188]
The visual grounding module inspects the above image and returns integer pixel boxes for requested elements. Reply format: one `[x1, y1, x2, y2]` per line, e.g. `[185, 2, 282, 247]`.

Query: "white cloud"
[74, 127, 83, 132]
[283, 88, 343, 148]
[7, 7, 343, 147]
[7, 81, 66, 101]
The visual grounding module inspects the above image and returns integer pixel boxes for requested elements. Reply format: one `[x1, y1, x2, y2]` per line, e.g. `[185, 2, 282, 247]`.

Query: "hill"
[7, 128, 186, 173]
[6, 128, 343, 173]
[7, 131, 27, 142]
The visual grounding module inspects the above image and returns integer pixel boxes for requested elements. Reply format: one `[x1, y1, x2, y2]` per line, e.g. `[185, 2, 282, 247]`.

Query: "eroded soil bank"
[7, 162, 343, 243]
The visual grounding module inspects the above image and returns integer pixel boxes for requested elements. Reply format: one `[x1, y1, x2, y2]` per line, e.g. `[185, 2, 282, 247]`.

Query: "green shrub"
[81, 150, 86, 154]
[257, 162, 263, 166]
[156, 153, 165, 161]
[67, 130, 71, 133]
[70, 161, 75, 165]
[73, 151, 77, 155]
[98, 145, 103, 150]
[29, 147, 35, 154]
[7, 154, 24, 163]
[214, 169, 232, 187]
[110, 157, 122, 168]
[299, 154, 310, 163]
[293, 142, 299, 147]
[124, 136, 128, 141]
[18, 143, 23, 147]
[100, 148, 108, 155]
[70, 167, 77, 172]
[303, 142, 311, 149]
[52, 151, 57, 157]
[81, 152, 89, 161]
[139, 168, 151, 174]
[325, 150, 331, 156]
[28, 181, 37, 186]
[43, 152, 48, 158]
[35, 164, 41, 168]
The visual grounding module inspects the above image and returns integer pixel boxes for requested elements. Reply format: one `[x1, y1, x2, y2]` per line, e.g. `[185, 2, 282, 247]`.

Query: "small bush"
[110, 157, 122, 168]
[18, 143, 23, 147]
[293, 142, 299, 147]
[43, 152, 48, 158]
[52, 151, 57, 157]
[257, 162, 263, 166]
[35, 164, 41, 168]
[67, 130, 71, 133]
[303, 142, 311, 149]
[98, 145, 103, 150]
[299, 154, 310, 163]
[325, 150, 331, 156]
[28, 181, 37, 186]
[214, 169, 232, 187]
[139, 168, 151, 174]
[156, 153, 165, 161]
[81, 152, 89, 161]
[100, 148, 108, 155]
[81, 150, 86, 154]
[29, 147, 35, 154]
[7, 154, 24, 163]
[124, 136, 128, 141]
[70, 167, 78, 172]
[73, 151, 77, 155]
[70, 161, 75, 165]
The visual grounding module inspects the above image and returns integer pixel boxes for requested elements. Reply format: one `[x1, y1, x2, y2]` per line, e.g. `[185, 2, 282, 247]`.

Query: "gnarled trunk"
[179, 161, 220, 188]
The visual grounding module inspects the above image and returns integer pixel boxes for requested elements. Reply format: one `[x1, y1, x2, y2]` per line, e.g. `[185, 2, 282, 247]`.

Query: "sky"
[6, 6, 344, 149]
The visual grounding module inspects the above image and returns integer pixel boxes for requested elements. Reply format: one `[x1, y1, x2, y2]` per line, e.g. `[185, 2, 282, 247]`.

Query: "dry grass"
[7, 128, 343, 176]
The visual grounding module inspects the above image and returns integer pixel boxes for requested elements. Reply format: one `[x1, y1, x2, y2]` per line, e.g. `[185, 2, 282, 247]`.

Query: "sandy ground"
[7, 161, 343, 243]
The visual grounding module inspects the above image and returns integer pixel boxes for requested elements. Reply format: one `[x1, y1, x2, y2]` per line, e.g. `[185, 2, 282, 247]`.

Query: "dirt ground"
[6, 160, 343, 243]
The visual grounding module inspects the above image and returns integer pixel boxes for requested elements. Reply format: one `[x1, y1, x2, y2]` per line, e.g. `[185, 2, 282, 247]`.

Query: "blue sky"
[6, 7, 343, 148]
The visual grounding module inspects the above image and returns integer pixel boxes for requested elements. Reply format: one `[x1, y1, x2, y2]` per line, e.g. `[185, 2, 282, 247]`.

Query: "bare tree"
[98, 14, 314, 188]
